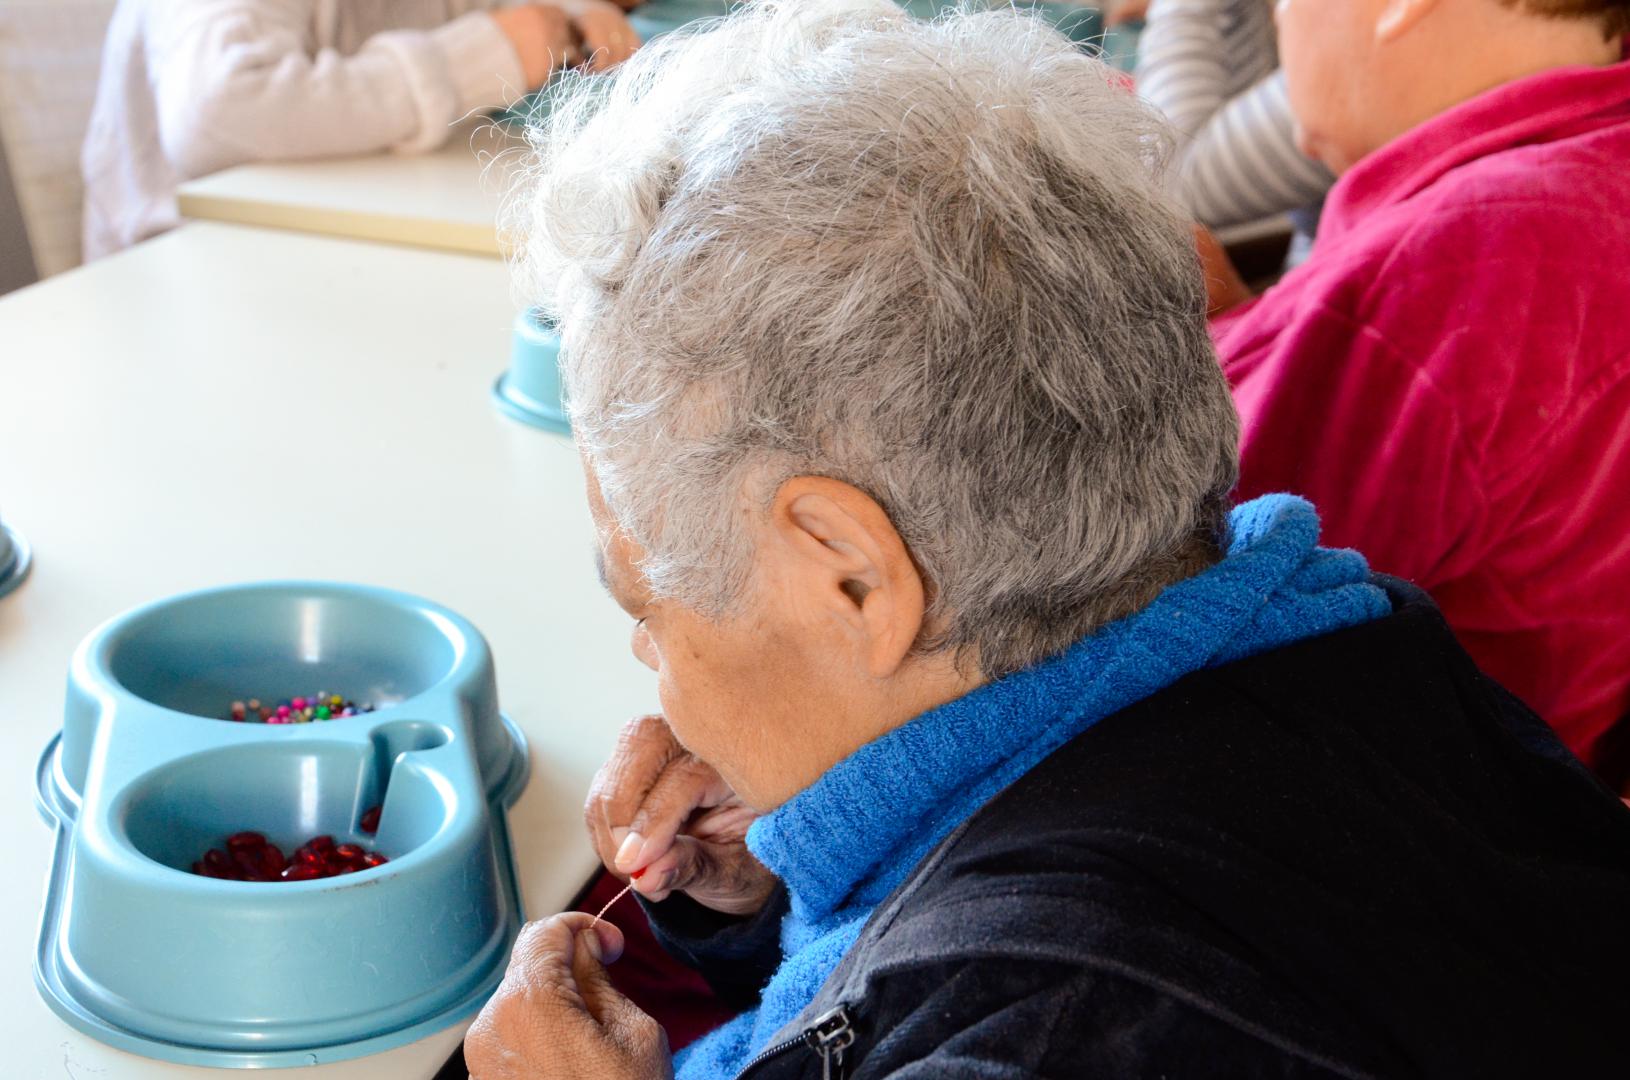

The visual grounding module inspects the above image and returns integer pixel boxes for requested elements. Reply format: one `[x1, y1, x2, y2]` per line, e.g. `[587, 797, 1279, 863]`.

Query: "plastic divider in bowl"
[33, 582, 530, 1068]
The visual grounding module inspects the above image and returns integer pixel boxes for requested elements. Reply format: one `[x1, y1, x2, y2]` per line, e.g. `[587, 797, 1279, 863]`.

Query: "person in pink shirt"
[1203, 0, 1630, 779]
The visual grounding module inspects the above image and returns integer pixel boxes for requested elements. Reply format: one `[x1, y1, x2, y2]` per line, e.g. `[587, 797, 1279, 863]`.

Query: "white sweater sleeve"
[1135, 0, 1333, 228]
[143, 0, 524, 180]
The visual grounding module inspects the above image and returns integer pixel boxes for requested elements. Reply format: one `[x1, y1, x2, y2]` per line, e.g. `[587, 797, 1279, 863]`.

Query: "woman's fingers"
[493, 5, 576, 87]
[583, 714, 736, 881]
[580, 714, 772, 916]
[1105, 0, 1153, 27]
[632, 834, 779, 916]
[584, 714, 683, 871]
[615, 755, 735, 875]
[570, 5, 642, 71]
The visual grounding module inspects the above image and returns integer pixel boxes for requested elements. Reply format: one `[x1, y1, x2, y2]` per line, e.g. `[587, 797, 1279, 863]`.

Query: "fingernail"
[580, 929, 603, 963]
[614, 831, 644, 872]
[610, 826, 629, 849]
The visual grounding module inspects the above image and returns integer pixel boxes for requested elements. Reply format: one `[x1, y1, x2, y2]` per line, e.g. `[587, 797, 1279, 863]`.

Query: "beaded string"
[591, 882, 634, 928]
[589, 867, 646, 929]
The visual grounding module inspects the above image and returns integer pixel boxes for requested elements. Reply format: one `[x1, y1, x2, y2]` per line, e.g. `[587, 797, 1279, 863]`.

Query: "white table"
[0, 222, 657, 1078]
[176, 121, 515, 257]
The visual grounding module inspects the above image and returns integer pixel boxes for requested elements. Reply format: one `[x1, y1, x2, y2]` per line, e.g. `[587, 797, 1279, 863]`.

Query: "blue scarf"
[675, 495, 1389, 1078]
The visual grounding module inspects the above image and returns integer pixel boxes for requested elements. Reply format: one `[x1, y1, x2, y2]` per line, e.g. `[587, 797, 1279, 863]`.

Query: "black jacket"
[647, 581, 1630, 1078]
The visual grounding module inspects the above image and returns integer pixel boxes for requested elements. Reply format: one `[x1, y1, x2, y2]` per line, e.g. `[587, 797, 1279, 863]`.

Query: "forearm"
[1138, 0, 1328, 227]
[146, 2, 520, 177]
[1171, 72, 1334, 228]
[1136, 0, 1234, 141]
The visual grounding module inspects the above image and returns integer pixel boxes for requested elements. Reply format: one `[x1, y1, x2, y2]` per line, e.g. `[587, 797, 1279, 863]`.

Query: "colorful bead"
[222, 692, 373, 723]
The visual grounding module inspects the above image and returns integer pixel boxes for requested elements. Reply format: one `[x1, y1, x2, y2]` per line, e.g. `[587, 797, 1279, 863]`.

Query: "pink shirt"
[1215, 61, 1630, 766]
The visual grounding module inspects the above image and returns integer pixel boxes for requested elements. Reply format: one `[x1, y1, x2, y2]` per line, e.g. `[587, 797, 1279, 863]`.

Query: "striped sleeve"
[1134, 0, 1334, 228]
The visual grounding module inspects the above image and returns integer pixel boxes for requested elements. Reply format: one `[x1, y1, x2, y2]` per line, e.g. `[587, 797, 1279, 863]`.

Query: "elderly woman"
[465, 3, 1630, 1078]
[1202, 0, 1630, 776]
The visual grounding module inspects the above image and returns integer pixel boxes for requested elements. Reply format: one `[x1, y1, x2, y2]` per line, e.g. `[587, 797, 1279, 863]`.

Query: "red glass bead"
[200, 851, 242, 880]
[193, 827, 385, 882]
[359, 806, 381, 834]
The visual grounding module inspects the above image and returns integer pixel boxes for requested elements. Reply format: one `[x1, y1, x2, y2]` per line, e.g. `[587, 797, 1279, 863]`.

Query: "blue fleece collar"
[745, 494, 1390, 924]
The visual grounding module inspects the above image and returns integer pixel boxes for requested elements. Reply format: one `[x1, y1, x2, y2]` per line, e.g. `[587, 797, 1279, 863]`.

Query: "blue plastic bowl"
[34, 583, 530, 1068]
[0, 516, 29, 599]
[492, 308, 569, 434]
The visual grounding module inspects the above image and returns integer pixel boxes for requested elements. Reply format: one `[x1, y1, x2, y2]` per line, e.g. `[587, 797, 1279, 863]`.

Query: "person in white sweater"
[81, 0, 642, 260]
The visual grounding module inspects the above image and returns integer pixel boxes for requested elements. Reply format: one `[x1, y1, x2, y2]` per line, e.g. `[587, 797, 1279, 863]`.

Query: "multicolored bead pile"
[227, 693, 375, 724]
[190, 808, 386, 882]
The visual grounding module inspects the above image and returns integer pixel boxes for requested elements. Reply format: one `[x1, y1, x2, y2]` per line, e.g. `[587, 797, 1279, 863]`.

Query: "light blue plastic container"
[493, 308, 569, 434]
[0, 515, 29, 599]
[33, 583, 530, 1068]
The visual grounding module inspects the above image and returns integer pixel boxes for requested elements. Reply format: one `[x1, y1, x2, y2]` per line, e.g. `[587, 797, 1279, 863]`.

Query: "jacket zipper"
[735, 1004, 857, 1080]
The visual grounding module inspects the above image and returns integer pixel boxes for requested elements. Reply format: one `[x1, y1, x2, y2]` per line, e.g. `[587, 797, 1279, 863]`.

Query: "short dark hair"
[1500, 0, 1630, 39]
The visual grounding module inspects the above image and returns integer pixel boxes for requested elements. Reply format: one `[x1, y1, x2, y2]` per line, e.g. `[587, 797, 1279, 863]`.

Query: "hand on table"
[586, 714, 779, 917]
[493, 1, 641, 88]
[1105, 0, 1152, 26]
[465, 913, 671, 1080]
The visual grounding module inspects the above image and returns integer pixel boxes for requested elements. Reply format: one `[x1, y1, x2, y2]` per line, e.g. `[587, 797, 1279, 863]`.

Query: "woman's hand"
[585, 714, 779, 916]
[493, 5, 575, 88]
[1195, 225, 1256, 315]
[1105, 0, 1152, 26]
[465, 914, 671, 1080]
[494, 1, 641, 87]
[550, 0, 642, 72]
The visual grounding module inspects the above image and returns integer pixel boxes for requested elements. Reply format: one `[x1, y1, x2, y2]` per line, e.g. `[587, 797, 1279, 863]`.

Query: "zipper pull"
[803, 1005, 855, 1080]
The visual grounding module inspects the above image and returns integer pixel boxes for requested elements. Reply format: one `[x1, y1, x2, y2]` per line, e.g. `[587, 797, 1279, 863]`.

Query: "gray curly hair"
[510, 0, 1239, 677]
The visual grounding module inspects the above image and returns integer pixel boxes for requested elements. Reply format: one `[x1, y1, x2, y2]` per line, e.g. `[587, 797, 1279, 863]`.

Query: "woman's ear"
[770, 476, 926, 679]
[1375, 0, 1440, 43]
